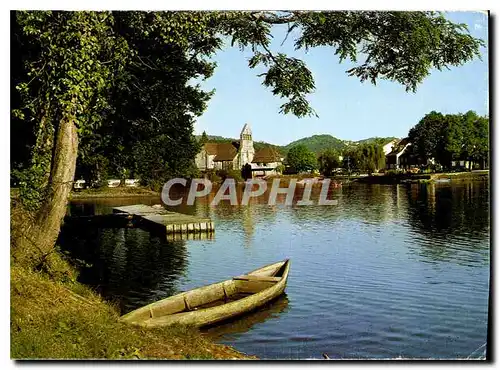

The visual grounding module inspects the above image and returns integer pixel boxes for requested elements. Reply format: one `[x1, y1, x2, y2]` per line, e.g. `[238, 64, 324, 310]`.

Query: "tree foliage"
[12, 11, 126, 209]
[242, 11, 483, 116]
[74, 12, 217, 188]
[318, 148, 341, 176]
[199, 131, 209, 146]
[286, 145, 318, 173]
[408, 110, 489, 169]
[341, 143, 385, 173]
[408, 111, 447, 164]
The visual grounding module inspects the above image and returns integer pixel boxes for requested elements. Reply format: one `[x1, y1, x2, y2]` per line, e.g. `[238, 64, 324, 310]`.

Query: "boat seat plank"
[233, 275, 281, 282]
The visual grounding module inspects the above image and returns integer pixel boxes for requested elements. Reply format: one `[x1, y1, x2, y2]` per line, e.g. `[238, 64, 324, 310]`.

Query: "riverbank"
[70, 186, 159, 199]
[10, 201, 254, 360]
[66, 170, 489, 201]
[352, 170, 489, 185]
[11, 263, 253, 359]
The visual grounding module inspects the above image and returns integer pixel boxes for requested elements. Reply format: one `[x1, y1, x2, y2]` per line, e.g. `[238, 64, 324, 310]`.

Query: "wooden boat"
[119, 259, 290, 328]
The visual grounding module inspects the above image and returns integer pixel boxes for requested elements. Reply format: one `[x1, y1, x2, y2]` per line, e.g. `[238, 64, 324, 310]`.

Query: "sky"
[194, 11, 489, 146]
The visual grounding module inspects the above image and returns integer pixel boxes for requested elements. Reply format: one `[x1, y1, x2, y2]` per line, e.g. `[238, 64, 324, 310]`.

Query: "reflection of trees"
[287, 183, 403, 225]
[168, 183, 280, 245]
[170, 182, 411, 228]
[405, 181, 490, 265]
[340, 184, 409, 223]
[241, 205, 255, 247]
[406, 182, 489, 235]
[68, 196, 161, 216]
[58, 223, 188, 314]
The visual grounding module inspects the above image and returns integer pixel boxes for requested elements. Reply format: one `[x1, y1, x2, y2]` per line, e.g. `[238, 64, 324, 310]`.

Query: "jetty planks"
[113, 204, 214, 236]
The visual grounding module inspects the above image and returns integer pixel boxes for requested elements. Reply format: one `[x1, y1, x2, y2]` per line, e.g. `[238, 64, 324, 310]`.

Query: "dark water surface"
[59, 181, 490, 359]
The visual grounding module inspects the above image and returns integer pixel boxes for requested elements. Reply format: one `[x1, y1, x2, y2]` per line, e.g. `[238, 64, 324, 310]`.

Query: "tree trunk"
[12, 117, 78, 267]
[33, 113, 54, 189]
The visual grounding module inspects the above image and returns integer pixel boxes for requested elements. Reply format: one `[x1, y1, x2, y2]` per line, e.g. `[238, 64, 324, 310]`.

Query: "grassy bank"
[431, 170, 489, 181]
[11, 257, 254, 360]
[10, 199, 254, 360]
[353, 170, 489, 184]
[70, 186, 159, 199]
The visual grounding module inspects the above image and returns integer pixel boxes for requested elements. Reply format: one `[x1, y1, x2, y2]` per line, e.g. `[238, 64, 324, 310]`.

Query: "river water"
[59, 181, 490, 359]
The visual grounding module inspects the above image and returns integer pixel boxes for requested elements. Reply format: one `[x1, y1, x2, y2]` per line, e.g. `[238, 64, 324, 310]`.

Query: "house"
[195, 124, 283, 175]
[386, 138, 413, 170]
[383, 139, 400, 155]
[251, 146, 283, 177]
[451, 159, 473, 170]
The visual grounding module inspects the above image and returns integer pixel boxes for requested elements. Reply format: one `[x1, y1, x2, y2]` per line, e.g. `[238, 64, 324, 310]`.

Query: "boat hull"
[119, 260, 290, 328]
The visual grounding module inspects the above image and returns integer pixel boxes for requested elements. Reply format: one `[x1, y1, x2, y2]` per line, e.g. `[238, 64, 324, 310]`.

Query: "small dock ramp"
[113, 204, 214, 237]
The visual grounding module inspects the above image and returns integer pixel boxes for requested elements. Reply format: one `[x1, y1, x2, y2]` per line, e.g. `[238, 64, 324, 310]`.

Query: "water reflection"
[404, 182, 490, 266]
[406, 182, 489, 235]
[60, 202, 189, 313]
[203, 295, 290, 340]
[59, 181, 490, 359]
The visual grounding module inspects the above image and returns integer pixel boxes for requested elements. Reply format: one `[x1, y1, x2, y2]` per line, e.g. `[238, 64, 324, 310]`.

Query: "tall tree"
[200, 131, 209, 145]
[408, 110, 489, 169]
[443, 113, 465, 168]
[286, 145, 318, 173]
[11, 11, 217, 266]
[12, 11, 128, 266]
[318, 148, 341, 176]
[461, 111, 489, 169]
[408, 111, 447, 164]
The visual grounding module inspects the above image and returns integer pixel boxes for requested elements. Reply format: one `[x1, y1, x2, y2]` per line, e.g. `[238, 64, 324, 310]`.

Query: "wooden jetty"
[112, 204, 214, 237]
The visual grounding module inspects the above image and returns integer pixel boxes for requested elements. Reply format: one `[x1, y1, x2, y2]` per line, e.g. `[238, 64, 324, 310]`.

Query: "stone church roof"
[203, 142, 239, 161]
[252, 147, 281, 163]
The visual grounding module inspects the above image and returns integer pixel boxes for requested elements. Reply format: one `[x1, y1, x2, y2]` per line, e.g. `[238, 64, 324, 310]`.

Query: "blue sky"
[194, 11, 488, 146]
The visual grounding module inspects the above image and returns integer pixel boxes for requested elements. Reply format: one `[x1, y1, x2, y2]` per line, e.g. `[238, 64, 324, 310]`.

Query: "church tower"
[239, 123, 255, 168]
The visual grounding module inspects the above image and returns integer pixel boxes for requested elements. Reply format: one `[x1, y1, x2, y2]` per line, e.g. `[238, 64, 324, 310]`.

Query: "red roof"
[252, 147, 282, 163]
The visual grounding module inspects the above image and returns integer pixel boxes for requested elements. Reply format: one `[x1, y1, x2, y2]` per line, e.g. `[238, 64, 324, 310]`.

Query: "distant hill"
[196, 134, 399, 156]
[283, 134, 345, 154]
[283, 135, 399, 154]
[355, 137, 399, 146]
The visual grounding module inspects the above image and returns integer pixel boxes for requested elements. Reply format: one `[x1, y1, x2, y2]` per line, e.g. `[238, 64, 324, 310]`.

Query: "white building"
[383, 139, 400, 155]
[386, 138, 412, 169]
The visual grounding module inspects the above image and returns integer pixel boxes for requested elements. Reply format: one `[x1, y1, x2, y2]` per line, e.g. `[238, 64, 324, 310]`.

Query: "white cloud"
[474, 23, 483, 30]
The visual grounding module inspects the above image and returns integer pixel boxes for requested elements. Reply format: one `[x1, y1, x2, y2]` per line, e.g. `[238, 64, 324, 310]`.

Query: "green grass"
[11, 260, 253, 360]
[10, 200, 253, 360]
[70, 186, 159, 199]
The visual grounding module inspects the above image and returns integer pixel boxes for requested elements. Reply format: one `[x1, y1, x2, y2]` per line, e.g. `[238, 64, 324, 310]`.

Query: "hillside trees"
[11, 10, 485, 267]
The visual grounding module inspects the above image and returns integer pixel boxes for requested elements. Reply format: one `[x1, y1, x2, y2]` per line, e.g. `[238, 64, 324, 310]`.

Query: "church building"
[195, 124, 282, 176]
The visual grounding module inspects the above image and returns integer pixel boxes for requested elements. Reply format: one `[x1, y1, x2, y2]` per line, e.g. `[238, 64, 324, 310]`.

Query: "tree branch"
[260, 42, 286, 73]
[249, 11, 297, 24]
